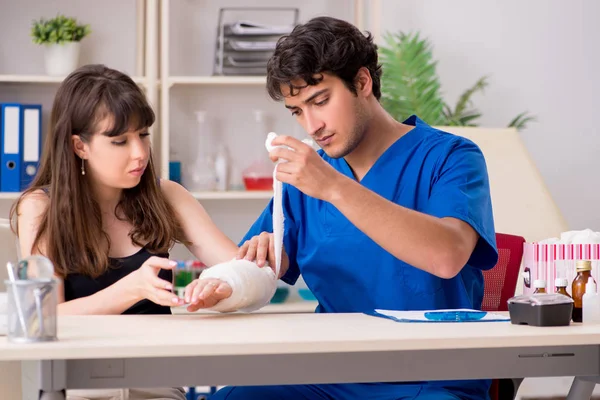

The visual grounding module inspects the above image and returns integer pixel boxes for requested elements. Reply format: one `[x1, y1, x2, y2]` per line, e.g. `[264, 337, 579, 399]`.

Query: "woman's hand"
[184, 278, 233, 312]
[128, 256, 184, 306]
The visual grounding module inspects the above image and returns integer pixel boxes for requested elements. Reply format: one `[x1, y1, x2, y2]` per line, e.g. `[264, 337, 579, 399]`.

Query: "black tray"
[508, 301, 572, 326]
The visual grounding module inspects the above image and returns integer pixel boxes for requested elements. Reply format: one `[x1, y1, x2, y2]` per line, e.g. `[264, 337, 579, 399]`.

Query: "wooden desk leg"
[566, 377, 596, 400]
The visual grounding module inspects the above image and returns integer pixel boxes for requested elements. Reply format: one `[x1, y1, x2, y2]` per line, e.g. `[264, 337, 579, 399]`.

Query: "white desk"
[1, 310, 600, 400]
[171, 300, 319, 315]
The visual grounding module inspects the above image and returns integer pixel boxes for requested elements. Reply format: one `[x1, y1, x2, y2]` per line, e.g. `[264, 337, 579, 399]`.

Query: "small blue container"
[169, 161, 181, 184]
[270, 287, 290, 304]
[298, 288, 316, 301]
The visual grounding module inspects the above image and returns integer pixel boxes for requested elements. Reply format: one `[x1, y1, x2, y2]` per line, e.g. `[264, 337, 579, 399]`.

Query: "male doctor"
[212, 16, 498, 400]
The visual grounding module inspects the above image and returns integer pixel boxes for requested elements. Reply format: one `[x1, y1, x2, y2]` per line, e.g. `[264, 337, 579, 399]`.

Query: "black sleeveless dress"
[42, 182, 172, 315]
[64, 248, 173, 315]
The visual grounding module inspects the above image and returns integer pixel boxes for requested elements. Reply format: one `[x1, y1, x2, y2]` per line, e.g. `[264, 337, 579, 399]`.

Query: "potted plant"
[379, 31, 536, 130]
[31, 14, 91, 76]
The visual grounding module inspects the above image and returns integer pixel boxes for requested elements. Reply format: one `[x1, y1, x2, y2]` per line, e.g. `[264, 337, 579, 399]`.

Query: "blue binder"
[0, 103, 22, 192]
[20, 104, 42, 191]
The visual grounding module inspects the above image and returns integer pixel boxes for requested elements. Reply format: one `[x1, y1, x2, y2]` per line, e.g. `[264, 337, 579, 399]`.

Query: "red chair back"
[482, 233, 526, 312]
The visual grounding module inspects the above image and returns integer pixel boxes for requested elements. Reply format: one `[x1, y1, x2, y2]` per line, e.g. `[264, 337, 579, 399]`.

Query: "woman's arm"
[54, 277, 141, 315]
[17, 191, 178, 315]
[160, 180, 280, 312]
[159, 179, 238, 265]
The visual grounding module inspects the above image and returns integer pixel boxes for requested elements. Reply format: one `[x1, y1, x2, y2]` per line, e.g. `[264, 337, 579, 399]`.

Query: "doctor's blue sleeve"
[239, 187, 301, 285]
[424, 137, 498, 270]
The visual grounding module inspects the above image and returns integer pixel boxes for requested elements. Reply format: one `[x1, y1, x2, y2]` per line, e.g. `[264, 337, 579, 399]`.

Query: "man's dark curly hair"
[266, 16, 382, 101]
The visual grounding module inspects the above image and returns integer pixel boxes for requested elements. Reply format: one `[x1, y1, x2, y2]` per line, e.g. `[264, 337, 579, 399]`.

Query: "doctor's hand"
[184, 278, 232, 312]
[268, 135, 346, 201]
[237, 231, 289, 278]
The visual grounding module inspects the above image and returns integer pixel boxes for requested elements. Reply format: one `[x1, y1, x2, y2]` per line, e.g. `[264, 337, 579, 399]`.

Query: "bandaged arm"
[199, 132, 301, 313]
[199, 259, 277, 313]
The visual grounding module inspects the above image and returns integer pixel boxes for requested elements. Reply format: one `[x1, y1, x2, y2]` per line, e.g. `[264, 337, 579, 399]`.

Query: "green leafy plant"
[379, 32, 536, 130]
[379, 32, 446, 126]
[31, 14, 91, 45]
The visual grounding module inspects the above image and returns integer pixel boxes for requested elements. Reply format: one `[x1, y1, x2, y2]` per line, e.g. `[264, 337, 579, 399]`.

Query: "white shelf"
[0, 192, 19, 200]
[0, 75, 147, 85]
[168, 76, 266, 86]
[0, 191, 272, 201]
[192, 190, 272, 200]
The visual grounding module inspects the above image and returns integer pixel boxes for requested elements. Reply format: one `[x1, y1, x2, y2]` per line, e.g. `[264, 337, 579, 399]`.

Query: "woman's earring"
[81, 159, 86, 175]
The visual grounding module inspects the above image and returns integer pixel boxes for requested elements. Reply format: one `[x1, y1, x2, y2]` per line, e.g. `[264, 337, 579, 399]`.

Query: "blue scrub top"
[241, 115, 499, 399]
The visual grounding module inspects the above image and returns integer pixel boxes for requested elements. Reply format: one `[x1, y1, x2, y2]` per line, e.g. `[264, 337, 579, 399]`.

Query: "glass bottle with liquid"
[183, 111, 216, 191]
[533, 279, 546, 294]
[242, 110, 274, 191]
[214, 143, 230, 191]
[572, 260, 596, 323]
[169, 147, 182, 185]
[555, 278, 571, 298]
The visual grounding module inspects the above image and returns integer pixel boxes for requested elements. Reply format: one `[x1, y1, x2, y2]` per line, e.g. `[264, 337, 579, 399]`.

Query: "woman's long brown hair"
[10, 64, 187, 279]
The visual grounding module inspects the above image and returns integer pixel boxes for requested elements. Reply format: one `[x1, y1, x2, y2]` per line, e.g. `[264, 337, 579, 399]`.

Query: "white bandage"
[265, 132, 285, 279]
[200, 259, 277, 313]
[198, 132, 309, 313]
[265, 132, 313, 279]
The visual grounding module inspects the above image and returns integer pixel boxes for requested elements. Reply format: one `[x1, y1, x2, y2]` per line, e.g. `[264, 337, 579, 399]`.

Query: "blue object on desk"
[424, 310, 487, 322]
[369, 308, 510, 323]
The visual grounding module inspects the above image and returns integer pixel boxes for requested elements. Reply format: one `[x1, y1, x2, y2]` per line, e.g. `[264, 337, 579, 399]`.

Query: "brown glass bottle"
[572, 260, 595, 322]
[533, 279, 546, 294]
[555, 278, 572, 298]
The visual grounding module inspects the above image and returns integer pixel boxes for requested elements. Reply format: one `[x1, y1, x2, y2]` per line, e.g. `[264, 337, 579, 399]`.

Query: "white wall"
[379, 0, 600, 235]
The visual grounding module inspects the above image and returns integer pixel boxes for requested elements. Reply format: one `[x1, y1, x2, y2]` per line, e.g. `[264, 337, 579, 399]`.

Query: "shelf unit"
[157, 0, 368, 178]
[0, 0, 379, 202]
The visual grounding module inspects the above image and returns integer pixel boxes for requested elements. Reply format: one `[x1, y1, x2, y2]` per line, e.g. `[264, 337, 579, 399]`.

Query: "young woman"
[11, 64, 237, 399]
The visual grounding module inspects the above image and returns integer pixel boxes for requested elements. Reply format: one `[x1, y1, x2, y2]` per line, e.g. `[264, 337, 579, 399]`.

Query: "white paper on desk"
[373, 308, 510, 323]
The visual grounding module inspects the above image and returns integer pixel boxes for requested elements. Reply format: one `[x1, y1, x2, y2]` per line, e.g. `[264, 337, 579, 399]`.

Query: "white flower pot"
[43, 42, 80, 76]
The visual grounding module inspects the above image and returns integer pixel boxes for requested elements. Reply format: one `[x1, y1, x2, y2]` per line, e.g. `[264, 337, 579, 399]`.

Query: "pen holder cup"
[4, 278, 58, 343]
